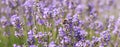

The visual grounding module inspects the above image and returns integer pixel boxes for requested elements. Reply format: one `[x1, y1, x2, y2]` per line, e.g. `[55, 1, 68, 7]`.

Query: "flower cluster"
[0, 0, 120, 47]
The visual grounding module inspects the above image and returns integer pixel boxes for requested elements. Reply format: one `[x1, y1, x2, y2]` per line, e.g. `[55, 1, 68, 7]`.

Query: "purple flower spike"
[58, 27, 65, 37]
[0, 16, 8, 28]
[29, 45, 38, 47]
[27, 30, 35, 45]
[48, 41, 56, 47]
[23, 0, 34, 7]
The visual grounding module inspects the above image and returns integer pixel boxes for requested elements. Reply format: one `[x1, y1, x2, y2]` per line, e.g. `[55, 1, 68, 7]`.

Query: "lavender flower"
[36, 17, 45, 25]
[29, 45, 38, 47]
[14, 28, 24, 37]
[26, 15, 33, 27]
[72, 14, 79, 22]
[8, 0, 17, 8]
[13, 44, 23, 47]
[48, 41, 56, 47]
[0, 16, 8, 28]
[54, 18, 62, 26]
[23, 0, 34, 7]
[75, 4, 85, 13]
[100, 30, 111, 46]
[52, 8, 60, 18]
[63, 36, 71, 44]
[35, 32, 44, 44]
[0, 0, 120, 47]
[13, 44, 17, 47]
[74, 27, 88, 41]
[66, 13, 72, 20]
[91, 36, 99, 47]
[58, 27, 65, 37]
[27, 30, 35, 45]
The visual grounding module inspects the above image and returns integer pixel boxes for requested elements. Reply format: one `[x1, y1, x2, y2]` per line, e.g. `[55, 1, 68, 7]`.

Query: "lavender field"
[0, 0, 120, 47]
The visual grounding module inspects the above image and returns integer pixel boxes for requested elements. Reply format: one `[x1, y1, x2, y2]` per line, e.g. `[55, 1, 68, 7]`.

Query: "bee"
[63, 19, 68, 24]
